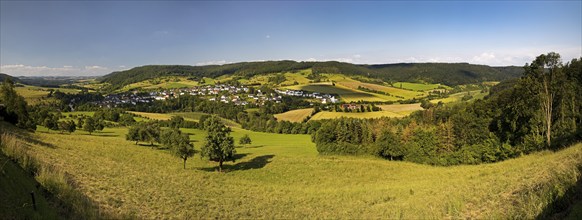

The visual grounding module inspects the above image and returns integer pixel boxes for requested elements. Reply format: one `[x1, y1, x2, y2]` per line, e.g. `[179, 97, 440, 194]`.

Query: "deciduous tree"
[201, 115, 235, 172]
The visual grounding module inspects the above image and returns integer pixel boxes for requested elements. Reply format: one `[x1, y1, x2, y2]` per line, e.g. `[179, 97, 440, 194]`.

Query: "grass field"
[14, 85, 80, 105]
[378, 103, 424, 115]
[0, 153, 61, 219]
[274, 108, 313, 122]
[127, 111, 241, 128]
[337, 81, 425, 100]
[431, 90, 488, 104]
[285, 83, 397, 102]
[392, 82, 450, 91]
[119, 77, 200, 91]
[310, 111, 406, 120]
[2, 121, 581, 219]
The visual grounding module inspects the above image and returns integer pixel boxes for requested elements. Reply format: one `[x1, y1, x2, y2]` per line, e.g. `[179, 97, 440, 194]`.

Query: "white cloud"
[195, 60, 228, 66]
[85, 65, 107, 70]
[0, 64, 113, 76]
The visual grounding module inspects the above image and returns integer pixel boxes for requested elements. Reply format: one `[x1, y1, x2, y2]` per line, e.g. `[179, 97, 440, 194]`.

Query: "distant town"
[96, 84, 338, 108]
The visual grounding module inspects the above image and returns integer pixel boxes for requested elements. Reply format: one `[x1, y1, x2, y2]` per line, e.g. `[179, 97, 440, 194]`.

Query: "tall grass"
[0, 131, 117, 219]
[3, 122, 581, 218]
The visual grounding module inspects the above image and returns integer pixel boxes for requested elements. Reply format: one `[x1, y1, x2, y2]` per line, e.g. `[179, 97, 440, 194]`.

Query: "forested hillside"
[0, 73, 20, 84]
[99, 61, 523, 90]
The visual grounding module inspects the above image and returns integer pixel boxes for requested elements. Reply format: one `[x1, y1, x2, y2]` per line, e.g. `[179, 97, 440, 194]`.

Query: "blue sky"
[1, 1, 580, 76]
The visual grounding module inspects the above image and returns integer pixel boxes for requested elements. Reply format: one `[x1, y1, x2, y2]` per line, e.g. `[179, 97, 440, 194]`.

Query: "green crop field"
[274, 108, 313, 122]
[2, 120, 581, 219]
[285, 83, 397, 102]
[392, 82, 450, 91]
[310, 111, 406, 120]
[337, 81, 425, 100]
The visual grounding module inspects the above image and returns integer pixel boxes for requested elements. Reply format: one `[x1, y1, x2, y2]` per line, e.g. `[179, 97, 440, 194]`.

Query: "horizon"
[1, 1, 581, 77]
[1, 59, 526, 78]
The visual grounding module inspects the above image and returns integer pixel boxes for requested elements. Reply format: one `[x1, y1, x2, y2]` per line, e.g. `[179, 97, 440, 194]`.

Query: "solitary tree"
[201, 115, 235, 172]
[126, 125, 141, 144]
[239, 134, 252, 146]
[161, 128, 195, 169]
[83, 117, 96, 134]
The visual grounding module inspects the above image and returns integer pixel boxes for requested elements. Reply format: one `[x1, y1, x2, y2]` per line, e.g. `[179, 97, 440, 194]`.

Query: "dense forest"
[99, 61, 523, 90]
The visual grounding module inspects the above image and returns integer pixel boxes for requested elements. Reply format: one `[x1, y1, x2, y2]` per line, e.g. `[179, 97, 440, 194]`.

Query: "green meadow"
[3, 119, 580, 219]
[392, 82, 450, 91]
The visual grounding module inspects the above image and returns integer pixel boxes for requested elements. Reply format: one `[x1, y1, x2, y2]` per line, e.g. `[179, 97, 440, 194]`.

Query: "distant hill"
[99, 61, 524, 90]
[0, 73, 20, 84]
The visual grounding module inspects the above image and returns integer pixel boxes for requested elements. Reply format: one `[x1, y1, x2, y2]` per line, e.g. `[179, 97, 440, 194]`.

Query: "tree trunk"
[135, 141, 138, 145]
[218, 160, 223, 172]
[183, 158, 187, 169]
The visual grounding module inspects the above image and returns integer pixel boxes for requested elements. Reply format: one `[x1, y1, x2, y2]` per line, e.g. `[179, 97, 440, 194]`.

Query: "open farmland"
[285, 83, 397, 102]
[310, 111, 406, 120]
[392, 82, 450, 91]
[430, 90, 488, 104]
[15, 85, 80, 105]
[337, 80, 425, 100]
[378, 103, 424, 115]
[274, 108, 313, 122]
[3, 121, 581, 219]
[118, 77, 200, 91]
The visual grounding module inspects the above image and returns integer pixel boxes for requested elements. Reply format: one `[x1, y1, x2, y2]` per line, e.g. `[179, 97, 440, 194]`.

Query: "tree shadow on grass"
[244, 145, 265, 149]
[20, 134, 56, 149]
[199, 154, 274, 172]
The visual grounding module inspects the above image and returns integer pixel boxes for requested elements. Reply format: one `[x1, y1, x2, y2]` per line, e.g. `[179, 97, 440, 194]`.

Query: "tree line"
[313, 53, 581, 165]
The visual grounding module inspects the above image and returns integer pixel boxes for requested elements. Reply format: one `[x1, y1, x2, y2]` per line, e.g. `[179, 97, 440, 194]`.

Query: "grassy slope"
[0, 153, 60, 219]
[336, 80, 424, 99]
[14, 123, 582, 219]
[285, 83, 396, 102]
[274, 108, 313, 122]
[128, 111, 241, 128]
[118, 76, 200, 92]
[310, 111, 405, 120]
[392, 82, 451, 91]
[430, 90, 488, 104]
[15, 85, 80, 105]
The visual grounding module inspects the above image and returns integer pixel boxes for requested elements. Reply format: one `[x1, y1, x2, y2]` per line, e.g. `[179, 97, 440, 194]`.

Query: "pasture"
[118, 77, 199, 91]
[392, 82, 450, 91]
[4, 121, 582, 219]
[337, 80, 425, 100]
[274, 108, 313, 122]
[14, 85, 80, 105]
[285, 83, 397, 102]
[430, 90, 487, 104]
[309, 111, 405, 120]
[378, 103, 424, 115]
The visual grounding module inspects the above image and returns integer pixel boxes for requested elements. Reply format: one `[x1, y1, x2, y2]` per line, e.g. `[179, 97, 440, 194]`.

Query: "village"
[96, 84, 339, 108]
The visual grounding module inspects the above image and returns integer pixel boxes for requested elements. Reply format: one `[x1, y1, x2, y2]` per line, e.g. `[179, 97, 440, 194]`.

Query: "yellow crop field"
[274, 108, 313, 122]
[309, 111, 405, 120]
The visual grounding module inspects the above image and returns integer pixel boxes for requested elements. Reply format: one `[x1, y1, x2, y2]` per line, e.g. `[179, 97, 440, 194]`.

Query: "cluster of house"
[275, 89, 339, 104]
[95, 85, 339, 108]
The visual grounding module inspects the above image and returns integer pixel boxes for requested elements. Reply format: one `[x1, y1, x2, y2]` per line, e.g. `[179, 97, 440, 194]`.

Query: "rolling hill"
[99, 61, 523, 90]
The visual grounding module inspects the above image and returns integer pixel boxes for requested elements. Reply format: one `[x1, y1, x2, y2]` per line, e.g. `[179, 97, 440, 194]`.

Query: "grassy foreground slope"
[8, 123, 582, 219]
